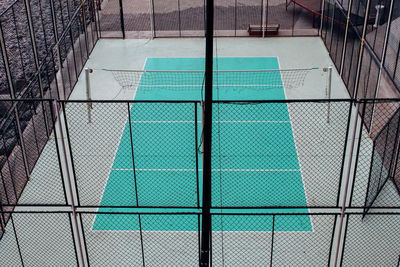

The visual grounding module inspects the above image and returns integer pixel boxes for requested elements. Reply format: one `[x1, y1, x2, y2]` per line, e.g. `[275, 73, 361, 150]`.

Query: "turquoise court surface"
[93, 57, 311, 232]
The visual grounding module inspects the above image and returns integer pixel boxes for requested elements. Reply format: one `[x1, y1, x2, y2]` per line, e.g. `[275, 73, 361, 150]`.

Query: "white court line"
[277, 57, 314, 232]
[91, 58, 148, 230]
[111, 168, 301, 172]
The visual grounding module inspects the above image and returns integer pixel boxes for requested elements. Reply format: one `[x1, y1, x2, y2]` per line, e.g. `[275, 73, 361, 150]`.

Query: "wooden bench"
[248, 24, 280, 36]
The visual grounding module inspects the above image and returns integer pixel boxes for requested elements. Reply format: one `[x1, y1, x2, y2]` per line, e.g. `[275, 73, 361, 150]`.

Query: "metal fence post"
[85, 68, 93, 123]
[80, 0, 90, 59]
[0, 22, 30, 181]
[339, 0, 354, 76]
[352, 0, 372, 99]
[119, 0, 125, 38]
[24, 0, 50, 136]
[149, 0, 155, 38]
[333, 99, 361, 267]
[319, 0, 325, 36]
[53, 100, 88, 267]
[269, 215, 276, 266]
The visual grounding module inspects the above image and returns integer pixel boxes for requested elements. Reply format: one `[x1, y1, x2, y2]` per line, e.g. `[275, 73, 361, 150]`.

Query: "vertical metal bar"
[262, 0, 266, 38]
[387, 112, 400, 180]
[200, 0, 214, 264]
[79, 215, 91, 267]
[178, 0, 182, 37]
[353, 0, 372, 100]
[333, 99, 361, 267]
[269, 215, 276, 266]
[327, 214, 338, 266]
[68, 26, 79, 80]
[48, 100, 69, 205]
[50, 0, 66, 99]
[327, 66, 333, 123]
[319, 0, 325, 36]
[85, 68, 93, 123]
[328, 3, 336, 52]
[10, 215, 25, 267]
[62, 102, 82, 206]
[0, 23, 30, 181]
[94, 0, 103, 38]
[363, 136, 376, 214]
[234, 0, 237, 37]
[53, 100, 87, 267]
[138, 214, 145, 267]
[119, 0, 125, 38]
[336, 101, 353, 207]
[80, 0, 90, 59]
[339, 0, 353, 75]
[127, 102, 139, 206]
[339, 214, 350, 266]
[149, 0, 155, 38]
[24, 0, 50, 136]
[1, 135, 18, 200]
[194, 102, 200, 208]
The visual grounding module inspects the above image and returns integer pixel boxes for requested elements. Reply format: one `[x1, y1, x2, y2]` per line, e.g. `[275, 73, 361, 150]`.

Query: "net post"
[85, 68, 93, 123]
[324, 66, 333, 123]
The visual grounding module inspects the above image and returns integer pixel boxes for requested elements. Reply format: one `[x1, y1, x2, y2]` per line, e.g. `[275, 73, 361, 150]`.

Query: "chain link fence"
[0, 99, 398, 265]
[95, 0, 322, 38]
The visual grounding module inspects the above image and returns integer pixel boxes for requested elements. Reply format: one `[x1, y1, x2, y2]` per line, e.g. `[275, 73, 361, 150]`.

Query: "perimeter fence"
[0, 98, 399, 266]
[0, 0, 99, 234]
[95, 0, 322, 38]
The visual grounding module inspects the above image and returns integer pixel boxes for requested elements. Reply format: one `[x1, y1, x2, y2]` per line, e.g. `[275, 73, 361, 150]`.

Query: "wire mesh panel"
[212, 214, 273, 266]
[131, 102, 198, 207]
[214, 0, 236, 36]
[267, 0, 295, 36]
[95, 0, 125, 38]
[384, 8, 400, 89]
[292, 0, 322, 36]
[356, 48, 380, 131]
[341, 214, 400, 266]
[179, 0, 205, 37]
[141, 213, 199, 266]
[153, 0, 181, 37]
[0, 215, 23, 265]
[1, 212, 78, 266]
[122, 0, 153, 38]
[271, 214, 336, 266]
[0, 0, 37, 97]
[329, 6, 347, 70]
[0, 112, 28, 207]
[341, 31, 362, 98]
[16, 101, 67, 205]
[81, 212, 144, 266]
[211, 101, 350, 208]
[364, 107, 400, 211]
[64, 102, 131, 206]
[235, 0, 263, 36]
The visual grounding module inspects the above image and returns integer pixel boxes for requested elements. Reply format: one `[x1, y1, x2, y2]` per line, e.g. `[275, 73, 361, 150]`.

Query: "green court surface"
[93, 57, 311, 232]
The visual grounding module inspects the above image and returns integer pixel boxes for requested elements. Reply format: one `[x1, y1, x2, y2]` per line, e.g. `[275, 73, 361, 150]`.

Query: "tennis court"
[93, 57, 311, 232]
